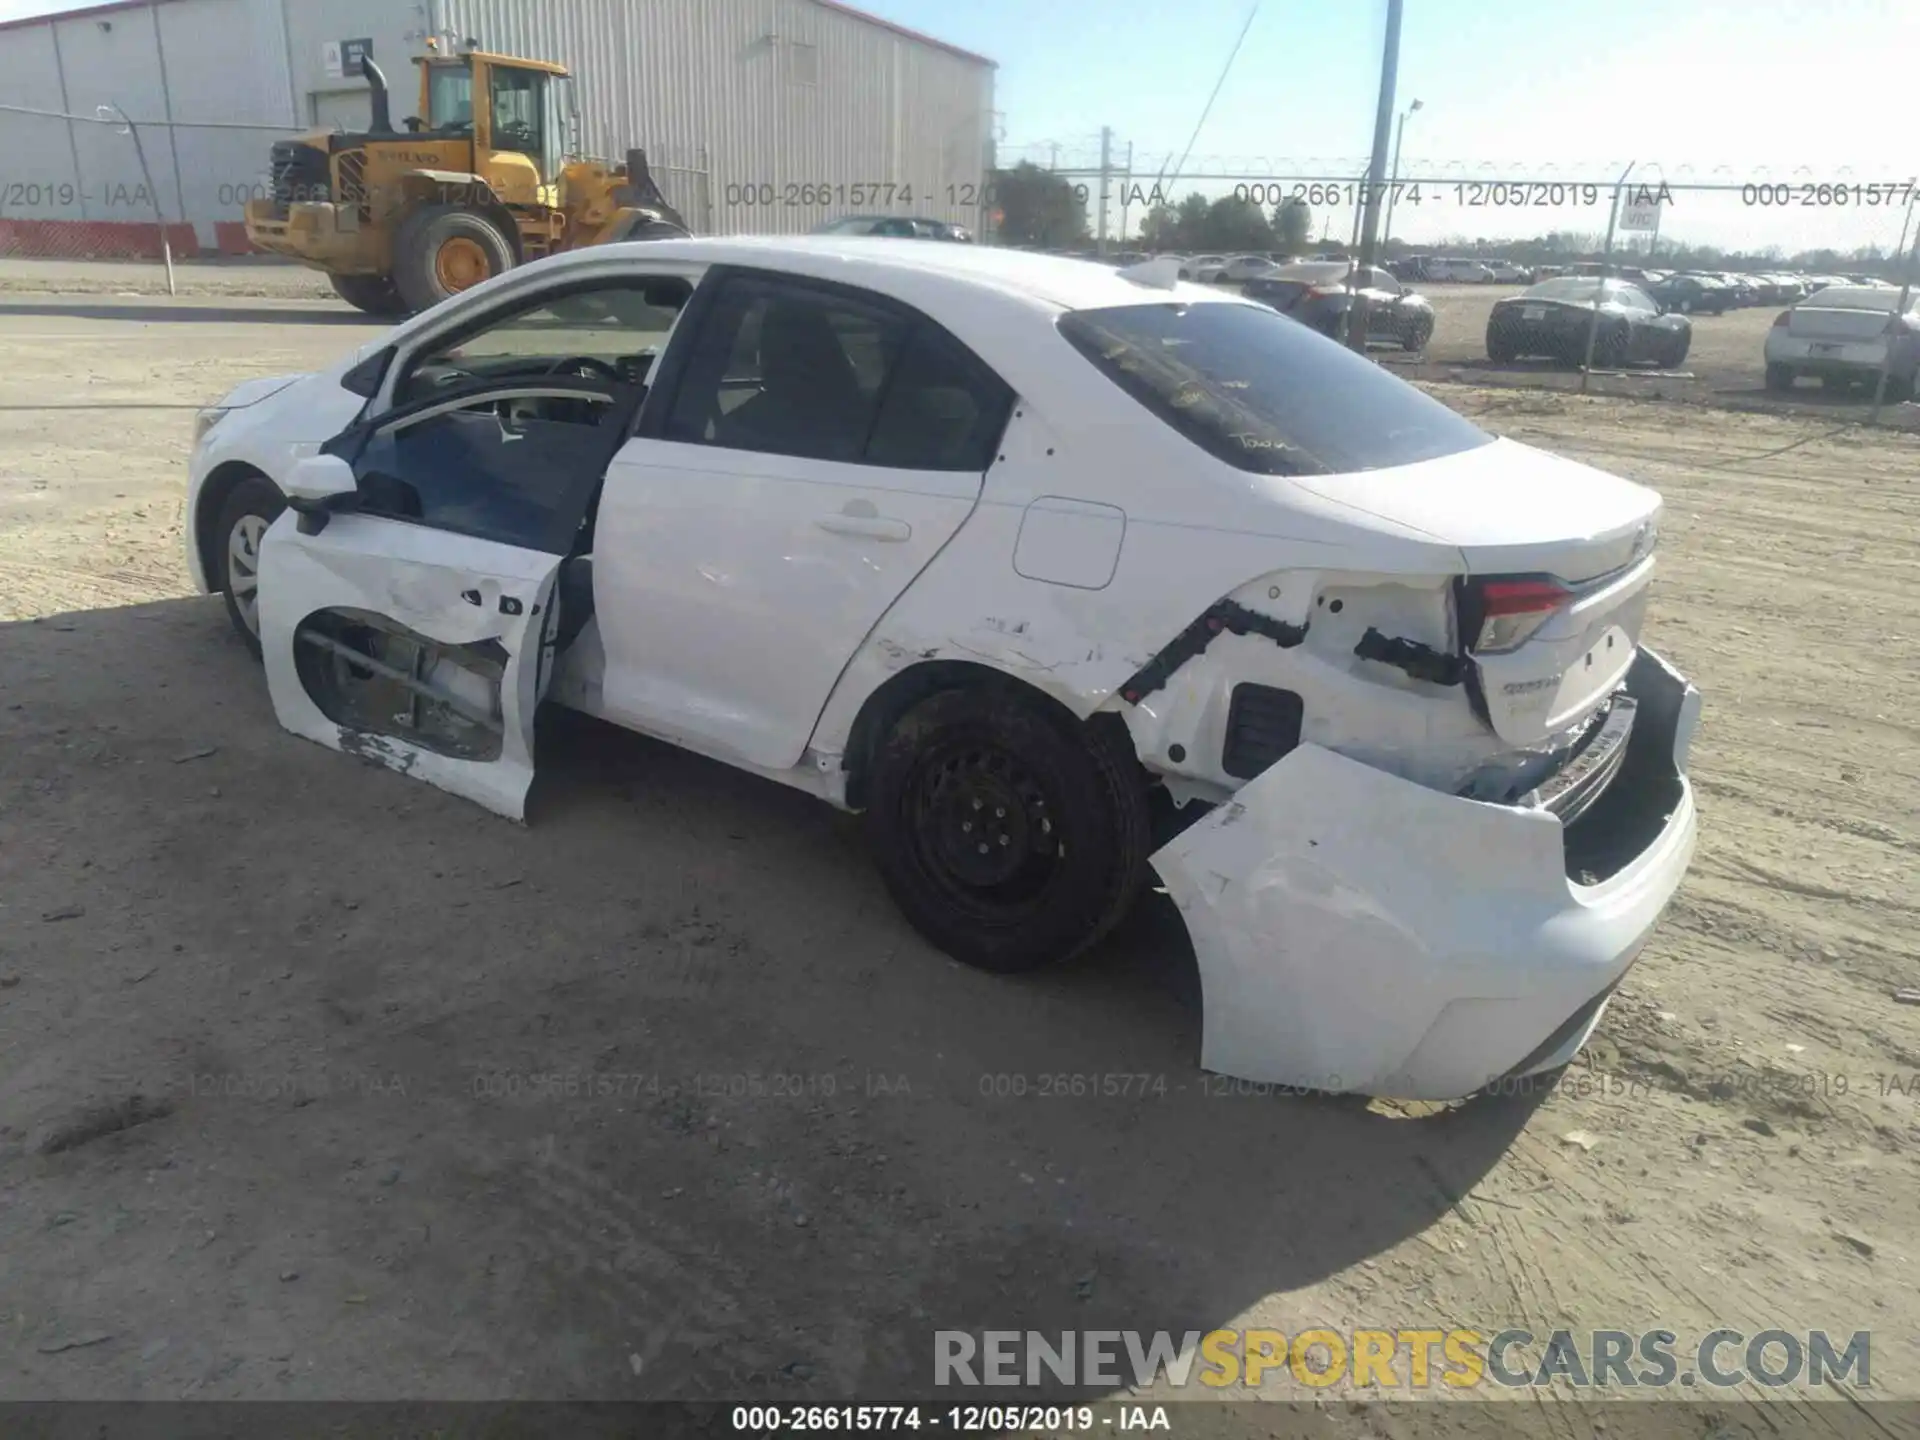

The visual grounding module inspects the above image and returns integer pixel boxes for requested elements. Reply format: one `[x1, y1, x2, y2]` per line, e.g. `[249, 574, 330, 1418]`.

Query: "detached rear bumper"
[1149, 648, 1701, 1101]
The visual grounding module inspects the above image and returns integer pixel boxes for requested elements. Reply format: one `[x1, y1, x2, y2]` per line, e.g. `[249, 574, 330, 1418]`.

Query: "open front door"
[255, 376, 638, 821]
[257, 513, 563, 821]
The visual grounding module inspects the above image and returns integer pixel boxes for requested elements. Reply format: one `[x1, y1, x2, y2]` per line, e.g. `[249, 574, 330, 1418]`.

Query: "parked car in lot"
[185, 236, 1700, 1101]
[1487, 276, 1692, 368]
[1645, 273, 1731, 315]
[1484, 259, 1533, 284]
[1222, 254, 1278, 283]
[813, 215, 975, 242]
[1182, 254, 1231, 282]
[1431, 257, 1495, 283]
[1241, 261, 1434, 349]
[1764, 284, 1920, 398]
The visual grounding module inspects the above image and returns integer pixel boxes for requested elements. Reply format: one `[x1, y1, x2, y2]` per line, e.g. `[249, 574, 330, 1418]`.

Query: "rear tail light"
[1467, 577, 1571, 654]
[1882, 313, 1915, 336]
[1307, 284, 1347, 299]
[1771, 310, 1791, 328]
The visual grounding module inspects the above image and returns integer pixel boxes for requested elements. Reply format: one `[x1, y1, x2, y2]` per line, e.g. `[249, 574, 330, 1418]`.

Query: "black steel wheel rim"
[901, 737, 1065, 919]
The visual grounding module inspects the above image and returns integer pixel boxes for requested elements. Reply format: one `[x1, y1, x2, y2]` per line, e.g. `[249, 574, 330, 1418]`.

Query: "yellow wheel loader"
[244, 43, 690, 316]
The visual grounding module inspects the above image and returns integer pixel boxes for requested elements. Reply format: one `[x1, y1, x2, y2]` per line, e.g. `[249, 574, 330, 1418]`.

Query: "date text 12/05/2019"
[1228, 181, 1647, 209]
[722, 181, 1088, 209]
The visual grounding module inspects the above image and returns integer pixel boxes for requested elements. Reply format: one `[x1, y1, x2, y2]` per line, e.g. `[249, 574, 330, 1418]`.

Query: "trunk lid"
[1787, 289, 1909, 340]
[1287, 436, 1661, 746]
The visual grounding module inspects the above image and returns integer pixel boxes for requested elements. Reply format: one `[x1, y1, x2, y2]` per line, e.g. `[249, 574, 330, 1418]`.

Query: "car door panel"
[593, 438, 980, 770]
[257, 380, 639, 820]
[587, 266, 1010, 773]
[258, 514, 561, 821]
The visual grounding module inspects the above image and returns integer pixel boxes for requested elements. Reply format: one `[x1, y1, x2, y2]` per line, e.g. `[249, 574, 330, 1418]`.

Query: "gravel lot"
[1, 280, 1916, 1419]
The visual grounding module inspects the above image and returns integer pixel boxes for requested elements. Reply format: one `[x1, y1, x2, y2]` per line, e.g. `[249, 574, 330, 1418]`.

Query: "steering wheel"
[548, 356, 623, 383]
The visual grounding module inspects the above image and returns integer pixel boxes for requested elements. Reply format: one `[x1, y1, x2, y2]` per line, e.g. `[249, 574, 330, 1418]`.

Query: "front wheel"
[1400, 313, 1434, 351]
[392, 205, 516, 314]
[212, 475, 287, 659]
[863, 686, 1151, 974]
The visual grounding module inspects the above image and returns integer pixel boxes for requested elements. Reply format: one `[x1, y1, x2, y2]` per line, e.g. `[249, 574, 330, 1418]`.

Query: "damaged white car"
[186, 237, 1700, 1101]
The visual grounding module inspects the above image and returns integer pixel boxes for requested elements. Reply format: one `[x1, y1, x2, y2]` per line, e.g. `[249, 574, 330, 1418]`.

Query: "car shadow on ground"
[0, 300, 363, 326]
[0, 598, 1550, 1402]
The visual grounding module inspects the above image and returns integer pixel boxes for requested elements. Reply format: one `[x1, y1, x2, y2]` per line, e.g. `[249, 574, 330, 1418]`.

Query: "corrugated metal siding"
[439, 0, 993, 235]
[280, 0, 435, 127]
[0, 0, 292, 230]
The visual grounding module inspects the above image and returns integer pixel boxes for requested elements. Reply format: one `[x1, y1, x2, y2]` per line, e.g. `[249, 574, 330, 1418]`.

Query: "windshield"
[426, 62, 474, 129]
[1057, 302, 1493, 477]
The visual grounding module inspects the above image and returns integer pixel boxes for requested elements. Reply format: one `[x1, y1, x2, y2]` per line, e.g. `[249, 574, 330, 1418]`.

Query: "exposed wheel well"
[194, 462, 276, 587]
[840, 660, 1138, 813]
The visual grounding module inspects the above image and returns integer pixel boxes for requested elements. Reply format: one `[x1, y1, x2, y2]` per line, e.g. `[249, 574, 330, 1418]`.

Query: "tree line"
[990, 161, 1313, 253]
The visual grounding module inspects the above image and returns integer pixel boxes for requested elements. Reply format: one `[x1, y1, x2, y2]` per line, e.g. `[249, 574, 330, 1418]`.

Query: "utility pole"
[1097, 125, 1112, 256]
[1049, 141, 1059, 171]
[1347, 0, 1403, 352]
[1119, 140, 1134, 242]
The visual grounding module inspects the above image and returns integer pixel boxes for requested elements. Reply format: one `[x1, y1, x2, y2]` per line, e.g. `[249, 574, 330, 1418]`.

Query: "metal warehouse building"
[0, 0, 994, 256]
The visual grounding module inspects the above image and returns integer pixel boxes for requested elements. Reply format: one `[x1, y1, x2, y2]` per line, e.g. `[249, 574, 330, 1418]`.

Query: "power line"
[1150, 1, 1261, 203]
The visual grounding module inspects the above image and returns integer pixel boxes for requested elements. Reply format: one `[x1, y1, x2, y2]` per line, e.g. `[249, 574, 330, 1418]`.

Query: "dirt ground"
[0, 282, 1916, 1425]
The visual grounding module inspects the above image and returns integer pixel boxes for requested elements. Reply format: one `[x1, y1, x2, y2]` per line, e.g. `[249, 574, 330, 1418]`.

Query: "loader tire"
[327, 272, 408, 317]
[393, 205, 515, 314]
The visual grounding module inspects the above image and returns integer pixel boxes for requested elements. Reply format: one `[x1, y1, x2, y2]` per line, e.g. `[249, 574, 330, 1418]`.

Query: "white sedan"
[187, 236, 1701, 1100]
[1221, 254, 1278, 283]
[1181, 254, 1230, 282]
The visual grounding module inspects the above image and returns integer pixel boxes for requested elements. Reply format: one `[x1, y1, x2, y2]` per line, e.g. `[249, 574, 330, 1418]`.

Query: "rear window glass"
[1056, 301, 1492, 476]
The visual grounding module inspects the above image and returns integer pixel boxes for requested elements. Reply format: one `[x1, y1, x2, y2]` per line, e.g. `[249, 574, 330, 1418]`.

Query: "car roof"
[437, 234, 1252, 329]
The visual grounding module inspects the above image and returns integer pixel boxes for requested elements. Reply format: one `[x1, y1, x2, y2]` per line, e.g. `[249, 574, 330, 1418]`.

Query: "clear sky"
[3, 0, 1914, 254]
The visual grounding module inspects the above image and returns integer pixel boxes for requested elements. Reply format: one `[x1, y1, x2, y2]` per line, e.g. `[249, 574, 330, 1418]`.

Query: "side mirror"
[284, 454, 359, 535]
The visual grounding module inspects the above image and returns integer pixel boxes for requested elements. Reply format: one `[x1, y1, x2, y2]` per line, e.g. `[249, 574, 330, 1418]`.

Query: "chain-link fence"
[0, 101, 306, 282]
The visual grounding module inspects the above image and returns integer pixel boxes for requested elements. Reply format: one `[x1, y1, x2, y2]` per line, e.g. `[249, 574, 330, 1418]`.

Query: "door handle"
[815, 514, 911, 542]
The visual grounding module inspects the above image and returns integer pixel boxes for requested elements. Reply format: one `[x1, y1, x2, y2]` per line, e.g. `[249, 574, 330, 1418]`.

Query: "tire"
[212, 475, 286, 660]
[1883, 370, 1916, 403]
[1486, 326, 1517, 363]
[1401, 313, 1434, 351]
[863, 684, 1152, 974]
[1764, 362, 1795, 392]
[1595, 323, 1630, 369]
[327, 272, 408, 317]
[1661, 332, 1691, 369]
[391, 205, 515, 314]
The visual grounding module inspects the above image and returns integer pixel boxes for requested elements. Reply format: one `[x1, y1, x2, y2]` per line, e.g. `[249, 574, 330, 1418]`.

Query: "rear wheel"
[327, 272, 407, 317]
[392, 205, 515, 314]
[863, 685, 1151, 974]
[212, 475, 287, 660]
[1486, 326, 1516, 363]
[1764, 362, 1795, 392]
[1660, 331, 1691, 369]
[1594, 322, 1631, 369]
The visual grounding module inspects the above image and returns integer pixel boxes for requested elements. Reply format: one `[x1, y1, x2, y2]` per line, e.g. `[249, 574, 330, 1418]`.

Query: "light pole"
[1381, 98, 1422, 257]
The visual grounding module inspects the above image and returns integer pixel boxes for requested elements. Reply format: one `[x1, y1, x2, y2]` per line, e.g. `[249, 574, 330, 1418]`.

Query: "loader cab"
[413, 50, 574, 196]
